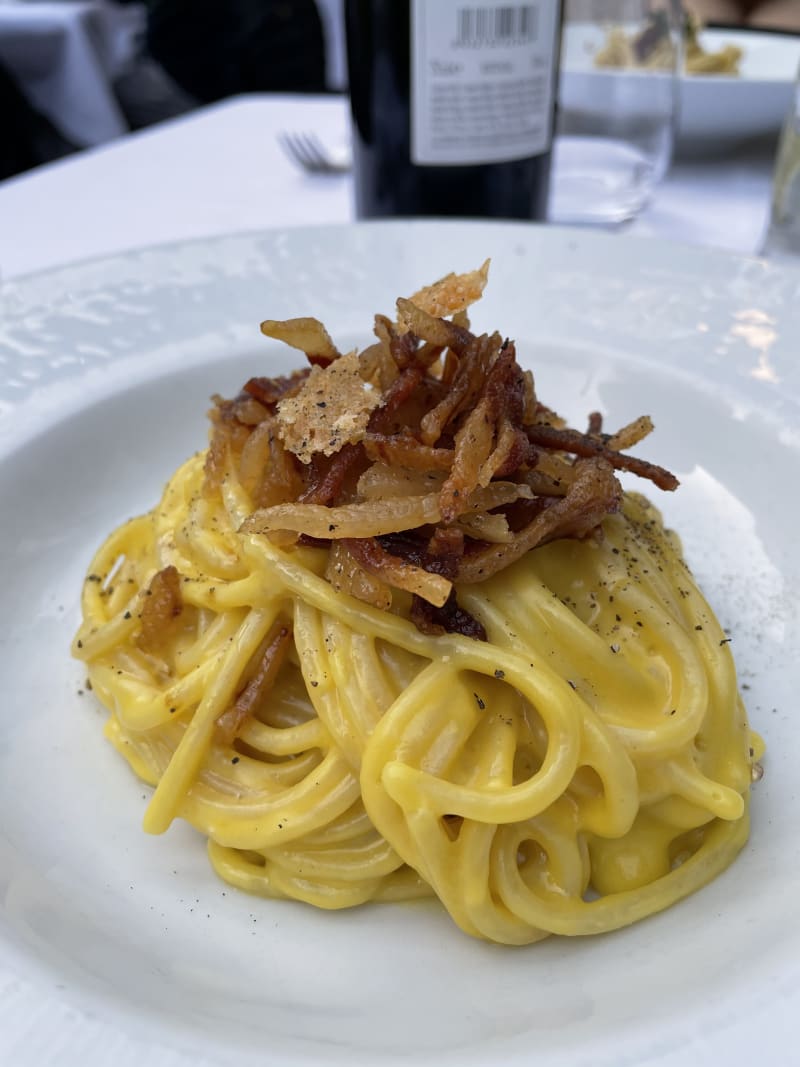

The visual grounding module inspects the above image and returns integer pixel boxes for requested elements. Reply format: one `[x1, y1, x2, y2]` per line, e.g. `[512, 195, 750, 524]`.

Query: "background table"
[0, 93, 777, 281]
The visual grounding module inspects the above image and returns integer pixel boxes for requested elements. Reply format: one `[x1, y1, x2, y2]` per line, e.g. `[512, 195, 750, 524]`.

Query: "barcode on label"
[456, 5, 539, 46]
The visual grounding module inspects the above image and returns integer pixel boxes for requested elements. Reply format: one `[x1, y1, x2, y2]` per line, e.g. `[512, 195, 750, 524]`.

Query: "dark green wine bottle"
[345, 0, 563, 220]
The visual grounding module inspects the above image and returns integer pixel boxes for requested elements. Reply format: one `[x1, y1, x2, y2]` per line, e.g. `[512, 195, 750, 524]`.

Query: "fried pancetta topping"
[204, 265, 678, 639]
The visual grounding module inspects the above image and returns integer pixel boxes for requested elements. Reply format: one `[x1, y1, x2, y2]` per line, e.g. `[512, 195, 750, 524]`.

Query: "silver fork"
[279, 131, 351, 175]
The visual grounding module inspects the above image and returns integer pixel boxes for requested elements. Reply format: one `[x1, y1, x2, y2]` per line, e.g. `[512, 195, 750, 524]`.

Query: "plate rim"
[2, 215, 795, 289]
[0, 218, 797, 1067]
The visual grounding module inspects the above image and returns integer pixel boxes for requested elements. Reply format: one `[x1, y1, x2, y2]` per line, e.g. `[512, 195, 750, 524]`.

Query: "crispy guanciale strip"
[344, 538, 452, 607]
[374, 314, 427, 370]
[395, 298, 474, 352]
[299, 442, 366, 505]
[238, 418, 274, 498]
[525, 423, 679, 491]
[426, 525, 465, 571]
[204, 427, 235, 494]
[215, 395, 270, 426]
[481, 420, 532, 482]
[458, 511, 513, 543]
[243, 482, 532, 541]
[605, 415, 654, 452]
[439, 399, 495, 522]
[419, 332, 501, 446]
[216, 623, 292, 743]
[587, 411, 603, 436]
[357, 462, 445, 501]
[368, 364, 425, 434]
[243, 370, 311, 407]
[204, 396, 260, 492]
[353, 528, 479, 632]
[534, 402, 566, 429]
[260, 317, 340, 365]
[325, 540, 393, 610]
[410, 590, 487, 641]
[376, 528, 461, 580]
[137, 565, 183, 654]
[239, 417, 305, 507]
[243, 492, 443, 539]
[457, 459, 622, 584]
[438, 345, 528, 521]
[361, 526, 487, 635]
[362, 433, 453, 472]
[358, 340, 399, 392]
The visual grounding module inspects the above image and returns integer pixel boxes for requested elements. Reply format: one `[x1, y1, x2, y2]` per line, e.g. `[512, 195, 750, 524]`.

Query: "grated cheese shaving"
[401, 260, 490, 326]
[276, 352, 383, 462]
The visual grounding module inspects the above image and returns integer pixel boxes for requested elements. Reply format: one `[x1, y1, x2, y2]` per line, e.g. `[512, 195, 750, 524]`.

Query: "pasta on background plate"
[595, 11, 742, 76]
[73, 263, 762, 945]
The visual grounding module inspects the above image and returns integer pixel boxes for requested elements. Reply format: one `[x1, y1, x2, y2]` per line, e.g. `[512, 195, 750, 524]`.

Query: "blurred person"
[691, 0, 800, 30]
[0, 60, 77, 181]
[144, 0, 327, 103]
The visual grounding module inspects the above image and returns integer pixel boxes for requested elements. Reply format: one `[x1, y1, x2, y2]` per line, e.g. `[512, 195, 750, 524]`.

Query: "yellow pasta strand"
[72, 452, 761, 945]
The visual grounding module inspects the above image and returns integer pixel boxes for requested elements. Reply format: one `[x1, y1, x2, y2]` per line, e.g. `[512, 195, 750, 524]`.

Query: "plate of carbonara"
[563, 21, 800, 144]
[0, 221, 795, 1067]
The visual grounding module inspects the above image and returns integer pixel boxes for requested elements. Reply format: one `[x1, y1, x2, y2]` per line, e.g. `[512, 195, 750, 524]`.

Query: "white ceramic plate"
[0, 222, 797, 1067]
[562, 25, 800, 145]
[680, 29, 800, 143]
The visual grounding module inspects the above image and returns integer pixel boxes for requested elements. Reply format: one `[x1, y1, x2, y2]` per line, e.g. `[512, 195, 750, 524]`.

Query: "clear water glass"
[762, 66, 800, 259]
[551, 0, 681, 225]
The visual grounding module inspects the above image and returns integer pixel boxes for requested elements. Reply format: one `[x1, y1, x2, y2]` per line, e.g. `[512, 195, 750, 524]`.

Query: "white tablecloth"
[0, 0, 144, 146]
[0, 93, 777, 280]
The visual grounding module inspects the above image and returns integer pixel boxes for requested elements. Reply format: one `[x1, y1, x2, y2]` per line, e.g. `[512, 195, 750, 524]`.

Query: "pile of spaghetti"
[73, 263, 762, 945]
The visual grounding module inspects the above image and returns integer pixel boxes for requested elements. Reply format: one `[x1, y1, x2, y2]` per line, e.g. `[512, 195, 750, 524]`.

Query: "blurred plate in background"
[562, 25, 800, 147]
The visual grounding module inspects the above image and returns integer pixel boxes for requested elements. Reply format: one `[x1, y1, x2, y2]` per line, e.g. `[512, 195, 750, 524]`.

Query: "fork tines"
[279, 131, 346, 175]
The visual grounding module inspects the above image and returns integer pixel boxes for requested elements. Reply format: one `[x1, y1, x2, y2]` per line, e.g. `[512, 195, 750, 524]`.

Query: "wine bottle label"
[411, 0, 560, 166]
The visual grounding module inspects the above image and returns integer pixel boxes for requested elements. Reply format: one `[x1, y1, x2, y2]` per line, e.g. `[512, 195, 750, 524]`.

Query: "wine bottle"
[345, 0, 563, 221]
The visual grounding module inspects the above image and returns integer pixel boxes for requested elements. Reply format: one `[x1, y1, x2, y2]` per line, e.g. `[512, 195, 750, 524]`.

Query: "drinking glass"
[551, 0, 681, 225]
[762, 64, 800, 259]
